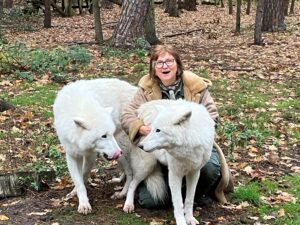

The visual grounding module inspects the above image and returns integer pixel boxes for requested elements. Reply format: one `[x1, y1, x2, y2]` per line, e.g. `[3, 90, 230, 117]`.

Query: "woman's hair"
[149, 45, 184, 81]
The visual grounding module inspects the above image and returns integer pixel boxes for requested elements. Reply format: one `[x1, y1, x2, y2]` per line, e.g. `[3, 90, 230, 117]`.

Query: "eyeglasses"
[154, 58, 175, 69]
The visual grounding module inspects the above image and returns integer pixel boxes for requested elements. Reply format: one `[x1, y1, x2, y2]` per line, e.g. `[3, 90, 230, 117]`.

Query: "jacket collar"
[138, 71, 212, 101]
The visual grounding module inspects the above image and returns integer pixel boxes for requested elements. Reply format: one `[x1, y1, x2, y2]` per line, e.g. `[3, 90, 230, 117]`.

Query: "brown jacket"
[121, 71, 219, 143]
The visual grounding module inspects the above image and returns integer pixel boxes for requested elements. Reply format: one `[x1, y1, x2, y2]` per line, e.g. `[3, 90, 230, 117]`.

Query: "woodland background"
[0, 0, 299, 224]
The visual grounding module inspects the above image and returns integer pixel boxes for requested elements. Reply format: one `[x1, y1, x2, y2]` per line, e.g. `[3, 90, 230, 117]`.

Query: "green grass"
[2, 83, 59, 109]
[232, 175, 300, 225]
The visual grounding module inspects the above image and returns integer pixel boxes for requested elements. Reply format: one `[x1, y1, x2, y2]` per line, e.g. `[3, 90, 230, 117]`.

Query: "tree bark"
[44, 0, 51, 28]
[93, 0, 103, 43]
[235, 0, 241, 34]
[262, 0, 286, 32]
[228, 0, 233, 15]
[254, 0, 264, 45]
[113, 0, 150, 48]
[283, 0, 289, 15]
[145, 0, 160, 45]
[289, 0, 295, 14]
[246, 0, 251, 15]
[182, 0, 197, 11]
[164, 0, 179, 17]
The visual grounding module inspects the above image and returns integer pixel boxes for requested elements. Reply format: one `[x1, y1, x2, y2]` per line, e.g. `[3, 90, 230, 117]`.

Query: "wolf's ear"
[174, 110, 192, 126]
[73, 118, 89, 130]
[105, 107, 113, 114]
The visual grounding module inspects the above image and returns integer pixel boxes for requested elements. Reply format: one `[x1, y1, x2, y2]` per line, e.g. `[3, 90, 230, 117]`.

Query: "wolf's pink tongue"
[113, 150, 122, 159]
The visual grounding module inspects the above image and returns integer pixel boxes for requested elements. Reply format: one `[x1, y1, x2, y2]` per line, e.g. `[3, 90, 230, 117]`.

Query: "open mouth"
[162, 71, 170, 74]
[103, 153, 113, 161]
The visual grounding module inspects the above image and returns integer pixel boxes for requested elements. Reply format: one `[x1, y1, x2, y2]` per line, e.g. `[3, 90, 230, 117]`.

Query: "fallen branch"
[213, 66, 256, 72]
[164, 28, 205, 38]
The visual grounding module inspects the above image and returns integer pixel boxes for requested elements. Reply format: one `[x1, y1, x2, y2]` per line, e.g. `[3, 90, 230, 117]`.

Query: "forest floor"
[0, 2, 300, 225]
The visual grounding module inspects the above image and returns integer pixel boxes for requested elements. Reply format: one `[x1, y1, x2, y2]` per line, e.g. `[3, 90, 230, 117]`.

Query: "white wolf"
[53, 78, 138, 214]
[137, 99, 215, 225]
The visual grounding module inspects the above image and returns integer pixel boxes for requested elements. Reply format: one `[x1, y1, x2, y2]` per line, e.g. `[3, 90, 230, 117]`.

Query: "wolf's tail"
[144, 164, 169, 203]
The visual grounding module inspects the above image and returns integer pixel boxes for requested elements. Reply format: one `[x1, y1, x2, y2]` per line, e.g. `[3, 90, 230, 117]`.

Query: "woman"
[121, 44, 232, 208]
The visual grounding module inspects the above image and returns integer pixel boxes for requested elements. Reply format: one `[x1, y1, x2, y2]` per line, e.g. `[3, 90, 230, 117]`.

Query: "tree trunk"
[166, 0, 179, 17]
[93, 0, 103, 43]
[101, 0, 113, 8]
[283, 0, 289, 15]
[145, 0, 160, 45]
[113, 0, 150, 48]
[0, 0, 3, 16]
[182, 0, 197, 11]
[228, 0, 233, 14]
[254, 0, 264, 45]
[220, 0, 224, 8]
[289, 0, 295, 14]
[235, 0, 241, 34]
[246, 0, 251, 15]
[44, 0, 51, 28]
[262, 0, 286, 32]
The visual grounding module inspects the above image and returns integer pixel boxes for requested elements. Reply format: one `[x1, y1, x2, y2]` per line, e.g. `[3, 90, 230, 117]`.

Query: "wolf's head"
[138, 99, 215, 153]
[139, 105, 192, 152]
[73, 107, 122, 160]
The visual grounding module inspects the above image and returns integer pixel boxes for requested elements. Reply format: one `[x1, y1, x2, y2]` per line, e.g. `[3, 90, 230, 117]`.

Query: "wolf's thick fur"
[137, 99, 215, 225]
[53, 78, 138, 214]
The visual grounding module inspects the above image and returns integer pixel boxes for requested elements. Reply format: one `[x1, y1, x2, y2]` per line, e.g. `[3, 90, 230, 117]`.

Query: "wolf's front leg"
[169, 171, 186, 225]
[123, 177, 141, 213]
[66, 154, 92, 214]
[184, 169, 200, 225]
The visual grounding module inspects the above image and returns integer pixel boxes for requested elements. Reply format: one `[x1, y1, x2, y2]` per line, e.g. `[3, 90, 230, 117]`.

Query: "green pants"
[137, 149, 221, 208]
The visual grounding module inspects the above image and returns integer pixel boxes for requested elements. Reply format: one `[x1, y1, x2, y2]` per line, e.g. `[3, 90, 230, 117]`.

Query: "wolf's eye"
[155, 129, 161, 133]
[102, 134, 107, 138]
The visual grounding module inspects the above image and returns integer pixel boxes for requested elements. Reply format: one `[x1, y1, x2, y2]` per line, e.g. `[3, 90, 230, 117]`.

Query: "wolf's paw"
[78, 202, 92, 215]
[111, 191, 125, 199]
[123, 203, 135, 213]
[185, 216, 199, 225]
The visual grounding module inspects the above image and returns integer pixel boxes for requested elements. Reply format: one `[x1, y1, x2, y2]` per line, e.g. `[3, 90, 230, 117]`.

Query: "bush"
[0, 43, 91, 81]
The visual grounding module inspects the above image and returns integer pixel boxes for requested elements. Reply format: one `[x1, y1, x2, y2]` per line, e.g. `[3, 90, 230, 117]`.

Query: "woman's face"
[154, 52, 177, 86]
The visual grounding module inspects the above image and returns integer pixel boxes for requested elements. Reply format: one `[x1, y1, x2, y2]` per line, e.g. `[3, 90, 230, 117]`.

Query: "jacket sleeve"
[199, 89, 219, 124]
[121, 88, 148, 144]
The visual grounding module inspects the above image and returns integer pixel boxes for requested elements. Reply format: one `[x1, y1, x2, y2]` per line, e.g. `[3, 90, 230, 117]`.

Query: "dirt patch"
[0, 182, 247, 225]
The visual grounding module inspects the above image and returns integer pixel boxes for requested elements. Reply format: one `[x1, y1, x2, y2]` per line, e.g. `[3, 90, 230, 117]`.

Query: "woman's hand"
[139, 125, 151, 136]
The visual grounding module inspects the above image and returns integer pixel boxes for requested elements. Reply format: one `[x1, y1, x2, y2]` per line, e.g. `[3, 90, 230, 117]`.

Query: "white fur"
[138, 99, 215, 225]
[53, 78, 137, 214]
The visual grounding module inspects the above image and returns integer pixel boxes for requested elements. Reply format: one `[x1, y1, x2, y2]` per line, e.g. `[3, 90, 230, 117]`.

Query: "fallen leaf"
[0, 215, 9, 221]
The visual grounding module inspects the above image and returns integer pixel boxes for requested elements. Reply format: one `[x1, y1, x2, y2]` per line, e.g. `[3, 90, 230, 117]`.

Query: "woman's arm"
[199, 89, 219, 123]
[121, 88, 148, 143]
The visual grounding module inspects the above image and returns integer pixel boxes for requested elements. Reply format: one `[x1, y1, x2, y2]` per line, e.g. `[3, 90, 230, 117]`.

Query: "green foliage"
[219, 121, 265, 153]
[232, 182, 261, 206]
[0, 43, 91, 81]
[48, 146, 68, 177]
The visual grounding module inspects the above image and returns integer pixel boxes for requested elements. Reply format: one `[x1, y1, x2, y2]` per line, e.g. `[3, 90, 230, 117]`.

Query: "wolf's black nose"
[138, 144, 144, 150]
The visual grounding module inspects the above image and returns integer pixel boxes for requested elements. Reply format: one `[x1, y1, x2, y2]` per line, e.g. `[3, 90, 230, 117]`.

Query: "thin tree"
[228, 0, 233, 14]
[246, 0, 251, 15]
[44, 0, 51, 28]
[235, 0, 241, 34]
[113, 0, 150, 47]
[289, 0, 295, 14]
[283, 0, 289, 15]
[254, 0, 264, 45]
[93, 0, 103, 43]
[145, 0, 160, 45]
